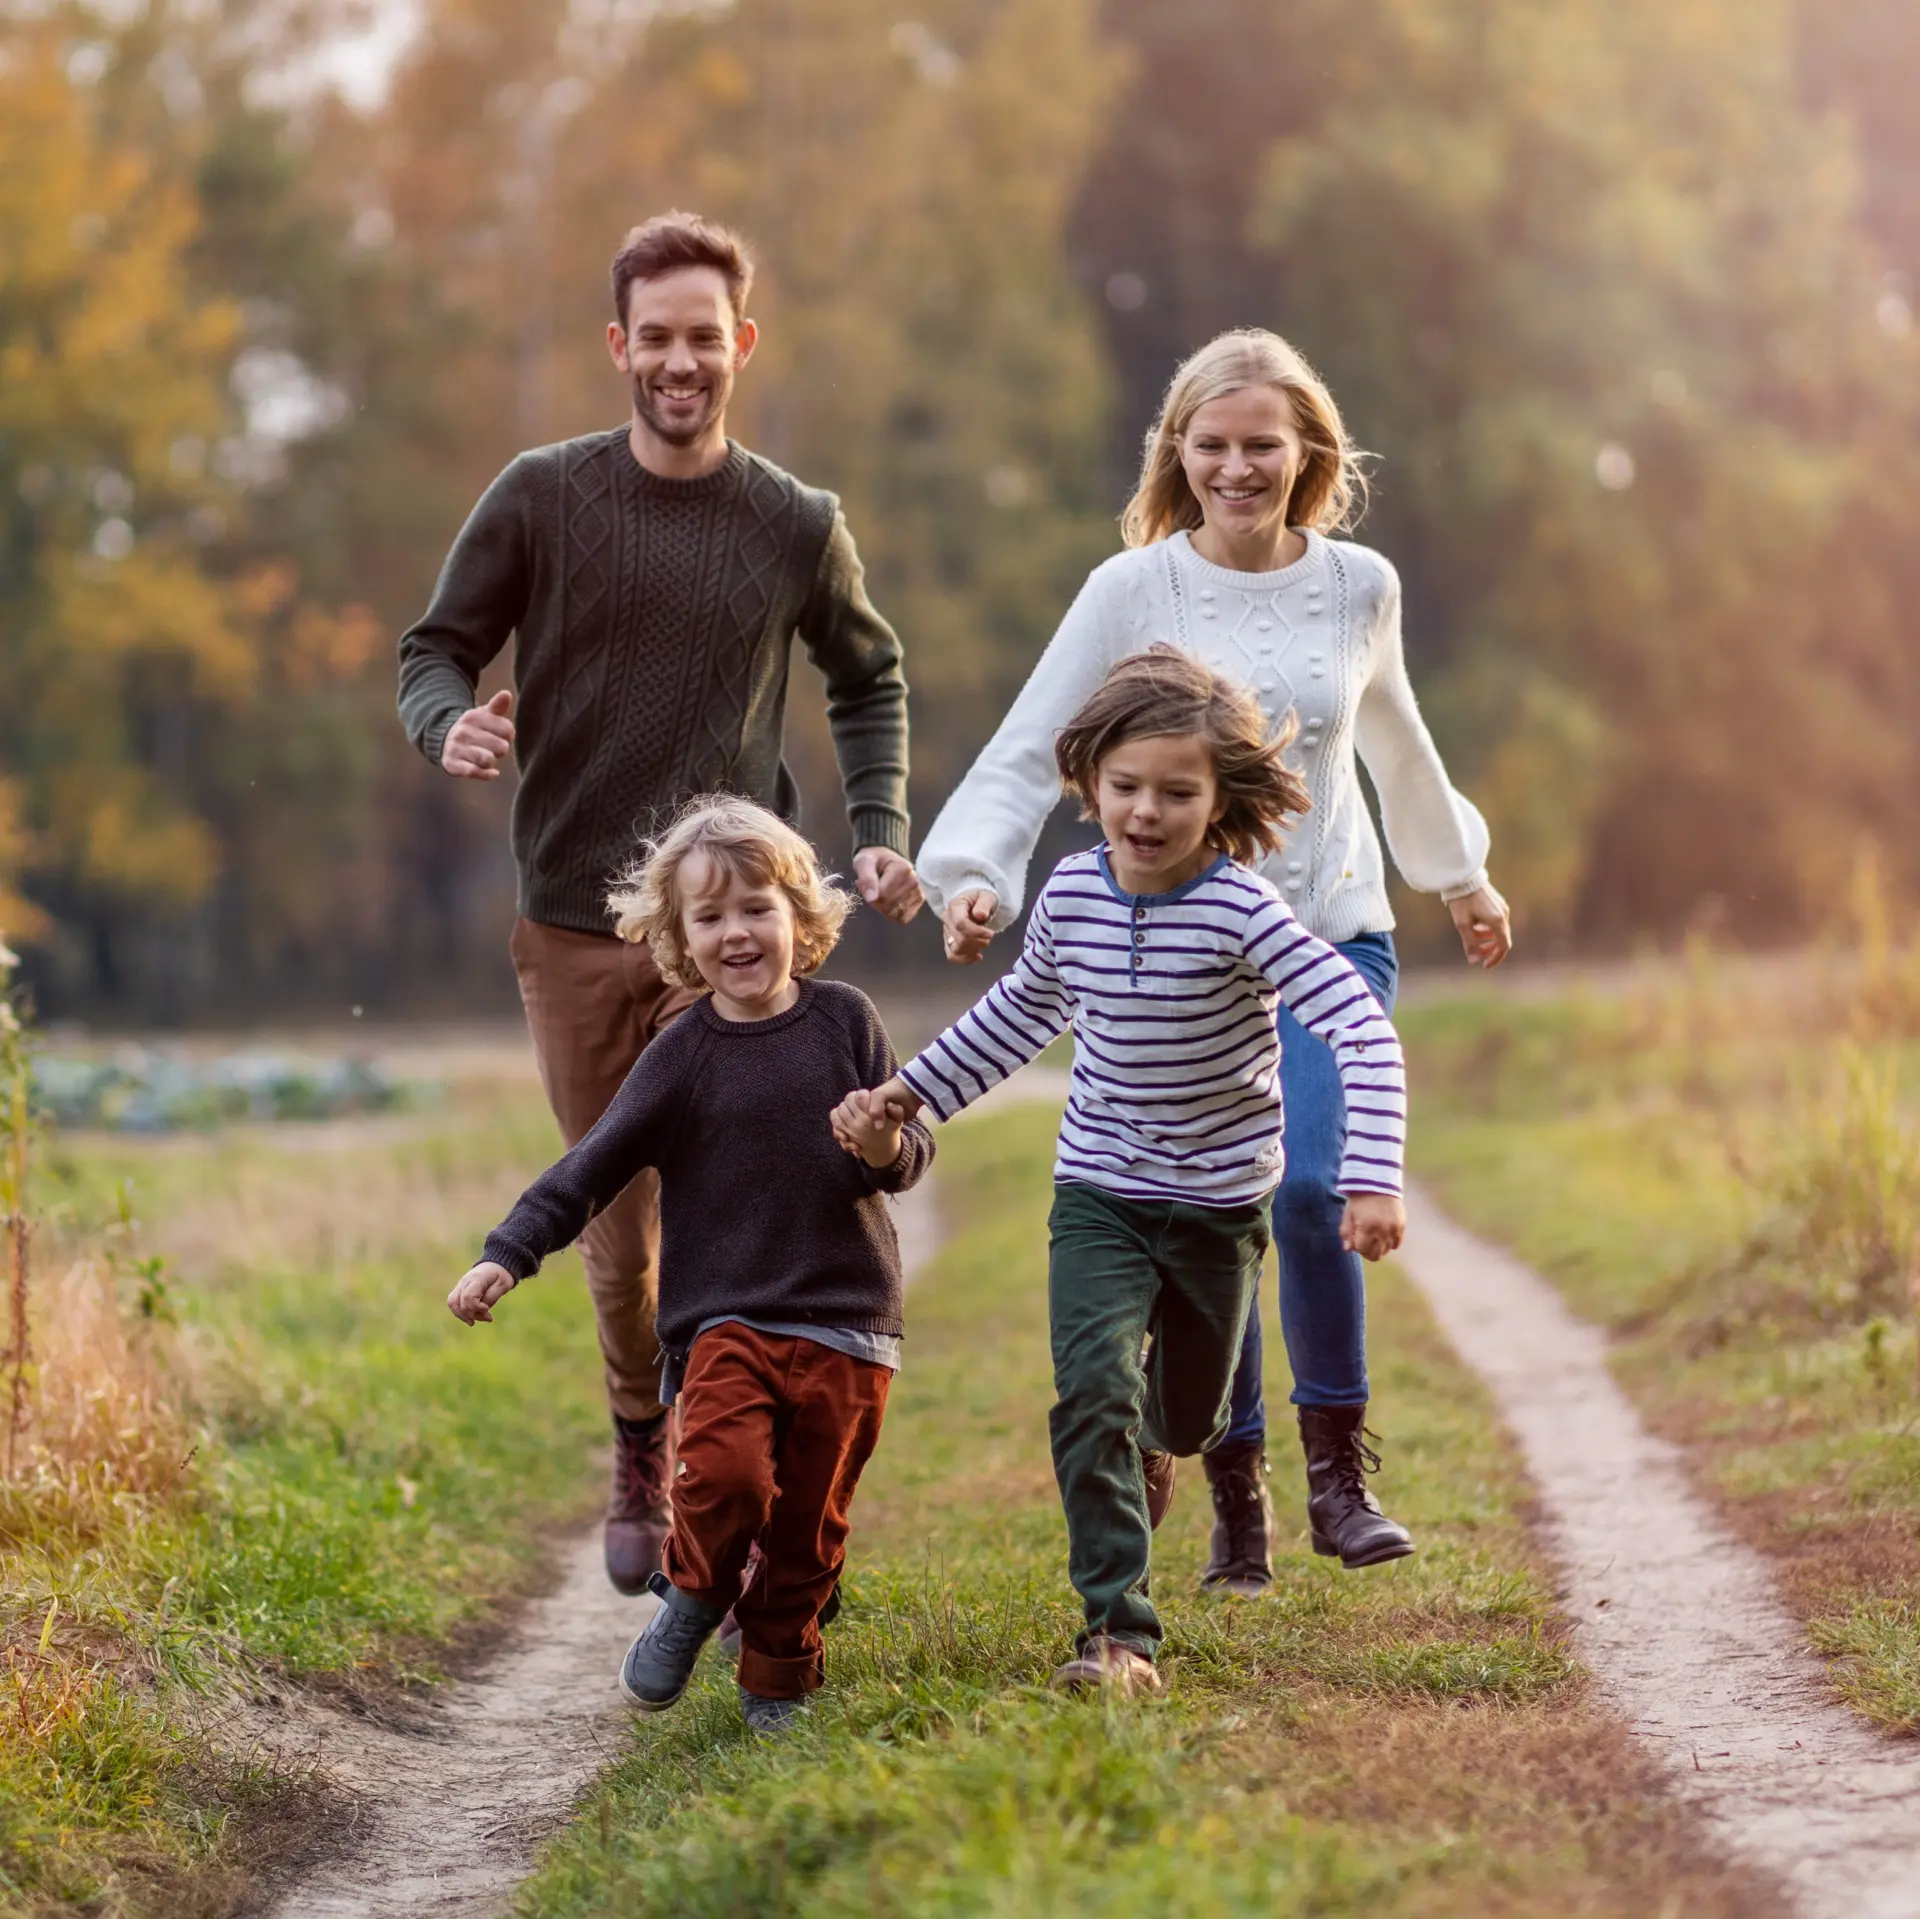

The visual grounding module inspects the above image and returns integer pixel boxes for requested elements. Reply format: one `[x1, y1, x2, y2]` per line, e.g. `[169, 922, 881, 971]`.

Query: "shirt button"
[1200, 589, 1216, 602]
[1256, 619, 1272, 632]
[1134, 932, 1146, 946]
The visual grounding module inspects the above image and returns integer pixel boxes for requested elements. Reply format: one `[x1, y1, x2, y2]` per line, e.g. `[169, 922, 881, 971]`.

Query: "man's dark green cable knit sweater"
[397, 430, 912, 934]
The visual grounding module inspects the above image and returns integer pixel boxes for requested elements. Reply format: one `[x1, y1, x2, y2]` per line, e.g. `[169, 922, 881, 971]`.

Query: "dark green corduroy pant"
[1046, 1180, 1271, 1658]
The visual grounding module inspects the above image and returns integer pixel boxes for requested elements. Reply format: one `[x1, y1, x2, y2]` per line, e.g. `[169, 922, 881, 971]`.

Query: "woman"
[916, 329, 1511, 1592]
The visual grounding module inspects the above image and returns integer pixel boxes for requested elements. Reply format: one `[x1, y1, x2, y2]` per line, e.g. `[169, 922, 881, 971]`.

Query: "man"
[398, 211, 920, 1593]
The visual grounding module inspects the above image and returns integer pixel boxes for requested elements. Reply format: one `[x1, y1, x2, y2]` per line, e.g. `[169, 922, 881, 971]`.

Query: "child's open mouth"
[722, 953, 764, 971]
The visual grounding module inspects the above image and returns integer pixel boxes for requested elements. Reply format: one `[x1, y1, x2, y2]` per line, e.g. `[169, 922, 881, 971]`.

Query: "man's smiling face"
[609, 265, 756, 448]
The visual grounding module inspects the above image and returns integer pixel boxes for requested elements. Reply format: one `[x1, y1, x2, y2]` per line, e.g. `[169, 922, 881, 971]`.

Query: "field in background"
[1402, 927, 1920, 1732]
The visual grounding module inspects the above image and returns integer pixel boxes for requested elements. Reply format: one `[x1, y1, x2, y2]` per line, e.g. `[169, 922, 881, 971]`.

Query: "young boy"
[837, 649, 1407, 1694]
[450, 797, 931, 1734]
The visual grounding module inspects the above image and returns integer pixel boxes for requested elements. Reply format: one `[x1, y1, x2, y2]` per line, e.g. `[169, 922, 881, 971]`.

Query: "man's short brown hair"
[610, 212, 755, 329]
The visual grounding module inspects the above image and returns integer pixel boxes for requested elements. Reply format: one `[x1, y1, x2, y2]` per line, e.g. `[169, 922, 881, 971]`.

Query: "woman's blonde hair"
[1055, 647, 1311, 869]
[606, 796, 851, 989]
[1120, 329, 1367, 548]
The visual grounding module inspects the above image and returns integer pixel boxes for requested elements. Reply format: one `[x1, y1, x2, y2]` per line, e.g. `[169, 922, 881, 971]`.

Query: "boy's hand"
[831, 1083, 919, 1169]
[1340, 1193, 1406, 1263]
[448, 1261, 518, 1325]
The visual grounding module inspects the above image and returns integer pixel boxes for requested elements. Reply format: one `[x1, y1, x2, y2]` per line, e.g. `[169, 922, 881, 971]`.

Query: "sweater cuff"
[851, 809, 912, 859]
[481, 1233, 541, 1281]
[421, 707, 462, 773]
[1439, 868, 1490, 904]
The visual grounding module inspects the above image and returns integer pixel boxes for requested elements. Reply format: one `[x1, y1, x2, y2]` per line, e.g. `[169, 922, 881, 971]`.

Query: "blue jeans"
[1221, 931, 1399, 1442]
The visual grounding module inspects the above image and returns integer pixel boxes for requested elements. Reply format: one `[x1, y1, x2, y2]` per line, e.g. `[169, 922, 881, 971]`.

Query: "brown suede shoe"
[1141, 1448, 1177, 1530]
[605, 1413, 672, 1596]
[1050, 1634, 1161, 1696]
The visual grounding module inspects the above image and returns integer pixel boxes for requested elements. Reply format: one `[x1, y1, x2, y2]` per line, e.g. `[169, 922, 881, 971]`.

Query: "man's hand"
[941, 889, 997, 966]
[853, 847, 924, 925]
[1340, 1193, 1406, 1263]
[448, 1261, 517, 1324]
[1448, 882, 1513, 969]
[441, 689, 515, 780]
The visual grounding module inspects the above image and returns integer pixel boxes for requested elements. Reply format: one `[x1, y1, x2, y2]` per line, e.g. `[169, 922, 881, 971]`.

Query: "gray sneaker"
[619, 1572, 727, 1712]
[738, 1685, 809, 1737]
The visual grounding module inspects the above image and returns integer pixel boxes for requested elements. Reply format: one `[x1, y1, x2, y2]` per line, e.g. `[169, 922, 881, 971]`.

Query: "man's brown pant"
[510, 918, 703, 1423]
[664, 1322, 891, 1699]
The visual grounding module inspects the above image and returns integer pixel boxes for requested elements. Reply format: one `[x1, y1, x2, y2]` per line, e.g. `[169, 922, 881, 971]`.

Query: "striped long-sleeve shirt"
[897, 847, 1407, 1205]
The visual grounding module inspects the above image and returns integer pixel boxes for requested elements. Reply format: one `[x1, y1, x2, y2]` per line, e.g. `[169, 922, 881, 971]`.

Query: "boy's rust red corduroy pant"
[664, 1321, 891, 1699]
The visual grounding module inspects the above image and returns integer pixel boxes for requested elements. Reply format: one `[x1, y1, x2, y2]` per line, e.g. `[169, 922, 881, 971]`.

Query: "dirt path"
[253, 1183, 943, 1918]
[1399, 1185, 1920, 1919]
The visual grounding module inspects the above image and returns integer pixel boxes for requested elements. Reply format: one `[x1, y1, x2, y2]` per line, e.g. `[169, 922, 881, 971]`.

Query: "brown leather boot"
[1200, 1439, 1274, 1596]
[1297, 1405, 1415, 1569]
[1140, 1448, 1177, 1530]
[605, 1412, 672, 1595]
[1050, 1633, 1161, 1696]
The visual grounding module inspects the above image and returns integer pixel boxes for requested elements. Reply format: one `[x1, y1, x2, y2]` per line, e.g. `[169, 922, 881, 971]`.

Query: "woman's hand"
[448, 1261, 517, 1325]
[1448, 882, 1512, 969]
[1340, 1193, 1406, 1263]
[942, 890, 998, 965]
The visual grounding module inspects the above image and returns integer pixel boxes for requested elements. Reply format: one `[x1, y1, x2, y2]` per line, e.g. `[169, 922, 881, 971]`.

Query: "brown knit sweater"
[397, 431, 911, 933]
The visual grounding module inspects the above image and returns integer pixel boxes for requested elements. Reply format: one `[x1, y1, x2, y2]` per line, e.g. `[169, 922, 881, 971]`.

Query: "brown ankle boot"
[605, 1412, 672, 1595]
[1297, 1405, 1414, 1570]
[1201, 1439, 1274, 1595]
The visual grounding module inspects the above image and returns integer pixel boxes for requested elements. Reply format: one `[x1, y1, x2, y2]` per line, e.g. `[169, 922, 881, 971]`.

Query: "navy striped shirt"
[899, 847, 1407, 1205]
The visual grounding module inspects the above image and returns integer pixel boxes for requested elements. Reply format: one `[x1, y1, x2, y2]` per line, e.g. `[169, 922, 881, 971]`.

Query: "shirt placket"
[1130, 898, 1147, 987]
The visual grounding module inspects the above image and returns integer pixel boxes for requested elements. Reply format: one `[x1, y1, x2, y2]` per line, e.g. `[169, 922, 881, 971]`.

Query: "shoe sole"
[618, 1668, 688, 1712]
[1201, 1574, 1272, 1597]
[1311, 1530, 1418, 1569]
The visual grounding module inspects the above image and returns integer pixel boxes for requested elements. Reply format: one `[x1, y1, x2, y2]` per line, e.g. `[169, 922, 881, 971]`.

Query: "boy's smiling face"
[1095, 732, 1228, 895]
[679, 852, 800, 1021]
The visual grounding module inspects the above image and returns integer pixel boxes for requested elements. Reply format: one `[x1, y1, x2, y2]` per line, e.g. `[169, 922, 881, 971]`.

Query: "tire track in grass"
[1399, 1184, 1920, 1919]
[251, 1176, 947, 1919]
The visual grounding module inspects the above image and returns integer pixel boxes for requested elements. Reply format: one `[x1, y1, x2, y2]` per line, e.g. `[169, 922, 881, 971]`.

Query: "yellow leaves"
[286, 603, 383, 691]
[0, 787, 51, 949]
[54, 769, 220, 907]
[45, 549, 260, 703]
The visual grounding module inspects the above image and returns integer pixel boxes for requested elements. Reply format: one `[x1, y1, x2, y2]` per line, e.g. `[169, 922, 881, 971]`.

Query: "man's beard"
[634, 367, 732, 447]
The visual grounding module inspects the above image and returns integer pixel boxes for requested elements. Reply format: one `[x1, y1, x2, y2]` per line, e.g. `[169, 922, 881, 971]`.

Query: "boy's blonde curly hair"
[606, 795, 851, 989]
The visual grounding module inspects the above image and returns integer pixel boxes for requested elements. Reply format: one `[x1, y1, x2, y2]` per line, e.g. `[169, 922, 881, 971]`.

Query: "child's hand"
[831, 1079, 922, 1169]
[448, 1261, 518, 1325]
[1340, 1193, 1406, 1262]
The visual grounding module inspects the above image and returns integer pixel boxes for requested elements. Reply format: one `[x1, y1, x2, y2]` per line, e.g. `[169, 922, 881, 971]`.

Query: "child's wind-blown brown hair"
[606, 796, 850, 988]
[1054, 648, 1311, 869]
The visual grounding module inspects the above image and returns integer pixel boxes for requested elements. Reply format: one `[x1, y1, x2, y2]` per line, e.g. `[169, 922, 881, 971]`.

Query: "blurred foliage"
[1, 0, 1917, 1013]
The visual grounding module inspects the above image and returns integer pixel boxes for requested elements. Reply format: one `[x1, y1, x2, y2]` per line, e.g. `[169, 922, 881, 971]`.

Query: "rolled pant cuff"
[738, 1646, 824, 1699]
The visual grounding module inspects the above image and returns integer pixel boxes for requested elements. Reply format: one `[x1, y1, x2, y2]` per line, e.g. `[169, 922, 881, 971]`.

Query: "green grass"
[0, 1085, 610, 1911]
[1402, 977, 1920, 1733]
[514, 1104, 1756, 1919]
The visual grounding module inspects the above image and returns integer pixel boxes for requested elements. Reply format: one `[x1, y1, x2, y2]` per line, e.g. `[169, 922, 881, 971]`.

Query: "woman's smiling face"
[1179, 384, 1304, 549]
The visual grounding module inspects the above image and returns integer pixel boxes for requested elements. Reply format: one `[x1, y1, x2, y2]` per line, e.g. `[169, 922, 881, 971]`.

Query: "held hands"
[853, 848, 925, 925]
[441, 689, 515, 780]
[830, 1078, 925, 1168]
[1340, 1193, 1406, 1263]
[448, 1261, 517, 1324]
[1448, 882, 1513, 969]
[942, 889, 997, 965]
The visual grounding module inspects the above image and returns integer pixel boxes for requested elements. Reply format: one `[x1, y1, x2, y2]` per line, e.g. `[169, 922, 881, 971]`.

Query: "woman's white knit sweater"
[917, 529, 1490, 946]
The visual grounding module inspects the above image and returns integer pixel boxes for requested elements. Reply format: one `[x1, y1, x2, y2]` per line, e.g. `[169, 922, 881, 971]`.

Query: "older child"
[838, 650, 1406, 1695]
[450, 798, 931, 1736]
